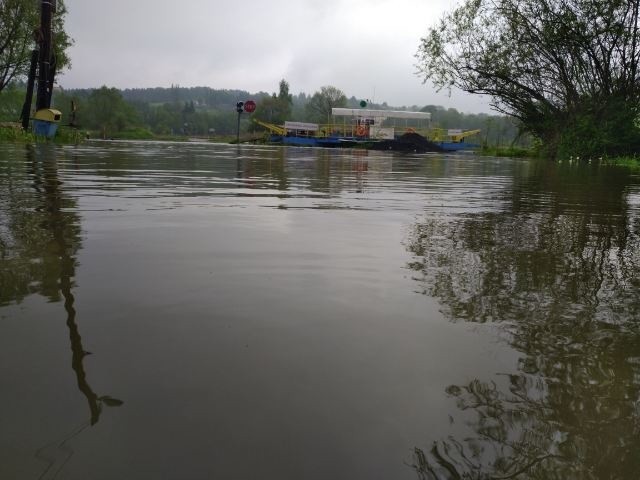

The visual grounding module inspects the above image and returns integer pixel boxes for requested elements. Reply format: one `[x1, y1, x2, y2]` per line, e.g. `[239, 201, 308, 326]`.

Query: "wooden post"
[35, 1, 54, 111]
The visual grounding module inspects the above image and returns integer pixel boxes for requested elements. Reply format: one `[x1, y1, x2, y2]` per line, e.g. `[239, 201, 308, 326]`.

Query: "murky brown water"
[1, 141, 639, 480]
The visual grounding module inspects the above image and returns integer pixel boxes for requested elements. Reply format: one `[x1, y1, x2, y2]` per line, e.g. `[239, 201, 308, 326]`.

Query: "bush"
[0, 123, 34, 142]
[480, 145, 537, 158]
[110, 128, 155, 140]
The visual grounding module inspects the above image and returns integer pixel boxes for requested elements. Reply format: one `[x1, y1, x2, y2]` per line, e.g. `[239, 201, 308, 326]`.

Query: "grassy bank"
[479, 144, 537, 158]
[91, 128, 245, 144]
[0, 123, 34, 142]
[599, 155, 640, 170]
[3, 125, 639, 171]
[1, 123, 83, 144]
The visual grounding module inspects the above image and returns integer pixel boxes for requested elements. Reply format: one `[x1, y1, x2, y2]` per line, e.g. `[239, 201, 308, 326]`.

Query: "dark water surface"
[1, 142, 639, 479]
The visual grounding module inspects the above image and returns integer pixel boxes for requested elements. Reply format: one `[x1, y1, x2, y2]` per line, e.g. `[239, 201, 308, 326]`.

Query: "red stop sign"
[243, 100, 256, 113]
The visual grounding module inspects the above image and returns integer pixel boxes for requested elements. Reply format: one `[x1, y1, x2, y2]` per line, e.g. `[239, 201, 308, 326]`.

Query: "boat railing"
[315, 124, 435, 139]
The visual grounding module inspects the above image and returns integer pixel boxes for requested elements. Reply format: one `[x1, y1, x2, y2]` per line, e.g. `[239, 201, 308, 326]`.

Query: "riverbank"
[0, 123, 83, 144]
[480, 145, 536, 158]
[2, 128, 639, 169]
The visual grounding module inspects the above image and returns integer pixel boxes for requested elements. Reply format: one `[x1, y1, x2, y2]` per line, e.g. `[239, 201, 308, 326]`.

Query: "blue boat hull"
[435, 141, 480, 151]
[274, 135, 361, 148]
[270, 134, 479, 152]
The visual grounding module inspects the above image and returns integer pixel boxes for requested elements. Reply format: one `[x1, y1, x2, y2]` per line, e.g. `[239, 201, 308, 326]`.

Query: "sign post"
[235, 101, 244, 144]
[235, 100, 256, 144]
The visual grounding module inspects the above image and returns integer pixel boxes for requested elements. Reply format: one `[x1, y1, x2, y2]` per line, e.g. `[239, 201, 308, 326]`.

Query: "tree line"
[1, 80, 523, 145]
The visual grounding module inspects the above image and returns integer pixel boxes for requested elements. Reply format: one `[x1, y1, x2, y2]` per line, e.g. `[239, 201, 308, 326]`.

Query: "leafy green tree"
[182, 101, 196, 115]
[0, 82, 26, 120]
[305, 85, 347, 124]
[417, 0, 640, 158]
[277, 79, 292, 104]
[252, 79, 294, 127]
[84, 86, 138, 137]
[0, 0, 72, 93]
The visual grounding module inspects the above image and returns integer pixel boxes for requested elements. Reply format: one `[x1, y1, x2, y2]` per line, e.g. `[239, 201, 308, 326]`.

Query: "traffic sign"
[243, 100, 256, 113]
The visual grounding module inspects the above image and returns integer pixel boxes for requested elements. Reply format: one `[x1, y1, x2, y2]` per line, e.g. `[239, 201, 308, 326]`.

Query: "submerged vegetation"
[0, 123, 82, 144]
[479, 145, 536, 158]
[599, 155, 640, 171]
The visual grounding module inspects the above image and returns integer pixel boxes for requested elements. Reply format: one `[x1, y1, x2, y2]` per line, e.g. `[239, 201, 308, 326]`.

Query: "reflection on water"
[1, 142, 639, 479]
[1, 145, 81, 305]
[1, 144, 122, 478]
[406, 161, 640, 479]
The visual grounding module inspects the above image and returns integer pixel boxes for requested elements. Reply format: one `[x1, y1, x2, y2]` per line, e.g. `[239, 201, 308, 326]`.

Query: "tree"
[85, 86, 138, 137]
[416, 0, 640, 158]
[252, 79, 293, 127]
[0, 0, 72, 93]
[305, 86, 347, 124]
[277, 79, 292, 105]
[274, 78, 293, 122]
[0, 82, 24, 120]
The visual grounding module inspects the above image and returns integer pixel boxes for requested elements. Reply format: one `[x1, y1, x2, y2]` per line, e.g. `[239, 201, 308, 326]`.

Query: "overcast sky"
[59, 0, 491, 113]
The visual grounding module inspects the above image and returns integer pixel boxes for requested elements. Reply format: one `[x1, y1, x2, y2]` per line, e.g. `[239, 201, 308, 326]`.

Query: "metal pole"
[236, 111, 241, 144]
[235, 101, 244, 144]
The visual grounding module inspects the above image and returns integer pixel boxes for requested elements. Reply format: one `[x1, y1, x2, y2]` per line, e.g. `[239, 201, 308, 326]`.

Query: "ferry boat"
[254, 108, 480, 152]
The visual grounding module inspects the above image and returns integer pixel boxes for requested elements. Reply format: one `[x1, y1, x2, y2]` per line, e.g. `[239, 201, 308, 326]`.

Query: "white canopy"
[331, 108, 431, 121]
[284, 121, 319, 131]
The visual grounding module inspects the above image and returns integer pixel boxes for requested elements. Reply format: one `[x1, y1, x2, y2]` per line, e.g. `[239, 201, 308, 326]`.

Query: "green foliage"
[554, 96, 640, 158]
[1, 83, 539, 149]
[53, 126, 82, 144]
[0, 0, 72, 92]
[84, 86, 139, 137]
[253, 95, 291, 126]
[277, 79, 293, 105]
[0, 124, 32, 142]
[480, 145, 535, 158]
[110, 128, 155, 140]
[0, 83, 26, 121]
[417, 0, 640, 158]
[252, 79, 294, 127]
[598, 155, 640, 171]
[58, 84, 527, 146]
[119, 86, 265, 108]
[305, 86, 347, 124]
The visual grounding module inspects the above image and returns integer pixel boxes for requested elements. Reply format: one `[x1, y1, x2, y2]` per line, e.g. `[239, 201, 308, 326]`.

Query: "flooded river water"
[1, 141, 639, 479]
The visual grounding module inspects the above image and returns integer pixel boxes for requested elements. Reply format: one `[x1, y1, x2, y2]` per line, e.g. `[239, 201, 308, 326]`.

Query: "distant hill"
[63, 86, 272, 111]
[121, 86, 271, 109]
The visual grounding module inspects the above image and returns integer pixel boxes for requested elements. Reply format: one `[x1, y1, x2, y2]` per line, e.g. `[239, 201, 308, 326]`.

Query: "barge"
[255, 108, 480, 152]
